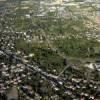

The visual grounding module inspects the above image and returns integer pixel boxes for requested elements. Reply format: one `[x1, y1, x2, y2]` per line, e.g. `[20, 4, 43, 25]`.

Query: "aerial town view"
[0, 0, 100, 100]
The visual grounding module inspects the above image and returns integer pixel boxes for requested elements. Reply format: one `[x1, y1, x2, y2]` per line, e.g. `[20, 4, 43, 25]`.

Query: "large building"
[55, 0, 63, 4]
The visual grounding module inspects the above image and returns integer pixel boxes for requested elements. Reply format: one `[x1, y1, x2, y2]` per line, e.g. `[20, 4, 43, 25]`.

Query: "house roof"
[7, 85, 18, 100]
